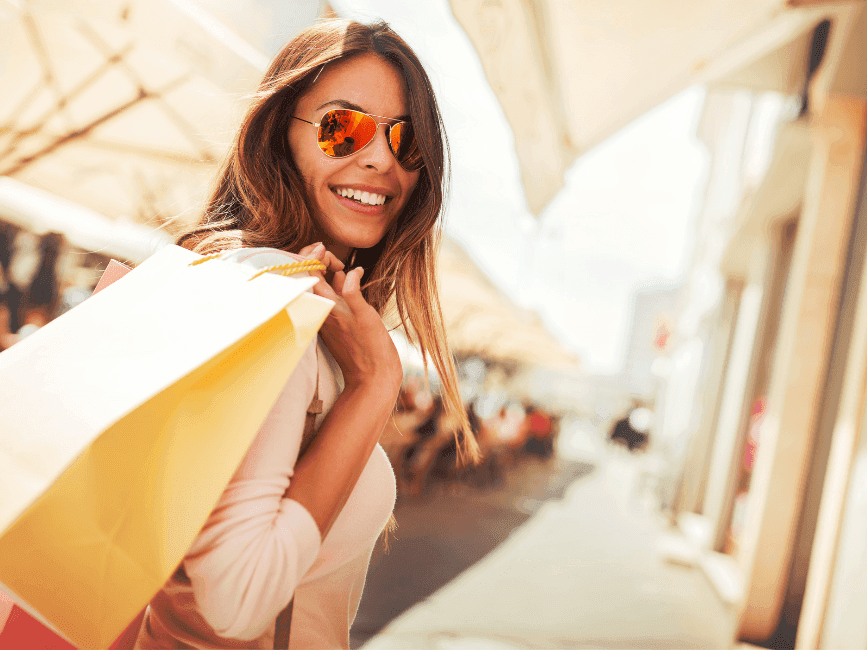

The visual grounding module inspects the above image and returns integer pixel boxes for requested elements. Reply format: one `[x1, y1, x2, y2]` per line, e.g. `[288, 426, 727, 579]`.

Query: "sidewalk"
[363, 448, 737, 649]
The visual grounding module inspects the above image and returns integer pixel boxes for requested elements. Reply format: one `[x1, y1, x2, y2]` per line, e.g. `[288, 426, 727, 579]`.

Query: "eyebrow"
[314, 99, 410, 122]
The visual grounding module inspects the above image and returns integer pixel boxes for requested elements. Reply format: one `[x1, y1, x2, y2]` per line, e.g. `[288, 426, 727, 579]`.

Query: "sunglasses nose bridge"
[356, 120, 398, 165]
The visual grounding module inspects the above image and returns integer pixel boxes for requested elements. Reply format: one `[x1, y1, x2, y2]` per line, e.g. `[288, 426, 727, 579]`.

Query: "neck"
[314, 231, 353, 265]
[328, 242, 353, 265]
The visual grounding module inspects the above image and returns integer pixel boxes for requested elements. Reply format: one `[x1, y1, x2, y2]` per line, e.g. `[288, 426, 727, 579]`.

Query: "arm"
[286, 380, 398, 539]
[182, 342, 323, 641]
[182, 245, 401, 640]
[286, 251, 403, 539]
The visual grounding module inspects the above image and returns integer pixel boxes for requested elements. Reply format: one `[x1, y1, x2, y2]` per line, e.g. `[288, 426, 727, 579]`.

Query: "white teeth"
[335, 188, 387, 205]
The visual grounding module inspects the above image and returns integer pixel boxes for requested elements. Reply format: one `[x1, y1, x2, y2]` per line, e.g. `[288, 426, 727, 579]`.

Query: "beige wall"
[703, 258, 768, 548]
[796, 116, 867, 648]
[736, 94, 867, 640]
[677, 281, 742, 516]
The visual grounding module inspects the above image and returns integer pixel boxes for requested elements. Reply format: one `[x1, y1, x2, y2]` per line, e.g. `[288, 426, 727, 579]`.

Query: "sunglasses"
[292, 108, 423, 172]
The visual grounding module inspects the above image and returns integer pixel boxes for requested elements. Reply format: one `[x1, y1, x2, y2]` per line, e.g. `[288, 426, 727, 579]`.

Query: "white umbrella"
[438, 236, 580, 369]
[0, 0, 319, 227]
[0, 176, 171, 264]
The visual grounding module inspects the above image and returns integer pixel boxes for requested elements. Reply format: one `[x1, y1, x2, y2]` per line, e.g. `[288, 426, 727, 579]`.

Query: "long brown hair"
[177, 19, 479, 466]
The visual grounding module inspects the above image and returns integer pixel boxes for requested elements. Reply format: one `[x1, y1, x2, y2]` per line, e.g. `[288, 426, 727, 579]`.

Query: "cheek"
[287, 126, 320, 182]
[398, 172, 422, 209]
[289, 139, 341, 191]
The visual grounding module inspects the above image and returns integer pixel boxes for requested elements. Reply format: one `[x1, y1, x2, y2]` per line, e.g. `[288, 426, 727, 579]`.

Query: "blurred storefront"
[453, 8, 867, 643]
[652, 4, 867, 648]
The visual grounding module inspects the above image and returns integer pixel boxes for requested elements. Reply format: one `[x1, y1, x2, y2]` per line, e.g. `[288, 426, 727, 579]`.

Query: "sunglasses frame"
[292, 108, 422, 171]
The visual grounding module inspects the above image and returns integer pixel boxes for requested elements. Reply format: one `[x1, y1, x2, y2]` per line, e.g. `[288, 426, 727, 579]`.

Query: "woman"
[134, 18, 479, 650]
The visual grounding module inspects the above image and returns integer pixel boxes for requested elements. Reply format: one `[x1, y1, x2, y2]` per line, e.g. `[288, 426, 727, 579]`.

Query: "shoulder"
[219, 247, 303, 266]
[218, 247, 322, 280]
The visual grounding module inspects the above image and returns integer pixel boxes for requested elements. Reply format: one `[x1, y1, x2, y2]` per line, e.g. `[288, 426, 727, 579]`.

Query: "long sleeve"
[182, 340, 323, 641]
[136, 249, 396, 650]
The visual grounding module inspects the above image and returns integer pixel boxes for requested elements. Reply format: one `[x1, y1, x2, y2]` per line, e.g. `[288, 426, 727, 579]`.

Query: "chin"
[336, 229, 390, 252]
[354, 236, 388, 250]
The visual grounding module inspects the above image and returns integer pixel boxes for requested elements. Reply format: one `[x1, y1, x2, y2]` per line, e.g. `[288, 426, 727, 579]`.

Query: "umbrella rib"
[0, 76, 189, 177]
[77, 20, 218, 164]
[145, 96, 218, 164]
[21, 11, 71, 131]
[0, 15, 61, 143]
[0, 81, 44, 136]
[0, 44, 136, 165]
[57, 137, 219, 166]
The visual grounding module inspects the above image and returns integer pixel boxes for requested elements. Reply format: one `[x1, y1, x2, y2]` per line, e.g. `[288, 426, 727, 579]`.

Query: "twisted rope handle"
[246, 260, 326, 281]
[189, 253, 326, 280]
[188, 252, 227, 266]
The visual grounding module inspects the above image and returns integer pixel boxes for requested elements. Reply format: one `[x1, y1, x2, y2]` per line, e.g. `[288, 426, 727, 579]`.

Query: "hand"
[296, 244, 403, 397]
[295, 242, 345, 282]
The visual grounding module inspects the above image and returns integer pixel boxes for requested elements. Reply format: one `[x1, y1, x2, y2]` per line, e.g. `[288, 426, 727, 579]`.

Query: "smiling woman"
[135, 19, 479, 650]
[286, 54, 421, 259]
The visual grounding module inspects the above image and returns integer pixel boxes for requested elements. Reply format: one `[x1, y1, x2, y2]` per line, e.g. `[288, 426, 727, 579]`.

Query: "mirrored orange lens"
[389, 122, 423, 171]
[317, 110, 376, 158]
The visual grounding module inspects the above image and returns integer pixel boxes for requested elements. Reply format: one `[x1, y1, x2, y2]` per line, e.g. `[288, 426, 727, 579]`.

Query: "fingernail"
[313, 243, 325, 253]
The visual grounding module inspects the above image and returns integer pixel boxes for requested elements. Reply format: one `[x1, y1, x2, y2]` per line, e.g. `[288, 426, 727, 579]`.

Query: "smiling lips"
[333, 186, 388, 206]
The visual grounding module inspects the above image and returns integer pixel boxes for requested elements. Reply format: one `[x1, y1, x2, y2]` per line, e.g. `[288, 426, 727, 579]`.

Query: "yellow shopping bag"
[0, 245, 333, 649]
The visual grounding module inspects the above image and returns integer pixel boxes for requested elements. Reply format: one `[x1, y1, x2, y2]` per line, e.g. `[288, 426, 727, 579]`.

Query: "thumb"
[298, 242, 322, 257]
[341, 267, 367, 313]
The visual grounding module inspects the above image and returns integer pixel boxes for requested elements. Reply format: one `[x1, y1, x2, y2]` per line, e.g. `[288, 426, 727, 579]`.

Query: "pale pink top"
[134, 249, 397, 649]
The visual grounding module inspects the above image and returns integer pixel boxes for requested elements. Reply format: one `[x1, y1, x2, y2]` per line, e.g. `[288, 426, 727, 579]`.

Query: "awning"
[448, 0, 860, 214]
[438, 236, 580, 369]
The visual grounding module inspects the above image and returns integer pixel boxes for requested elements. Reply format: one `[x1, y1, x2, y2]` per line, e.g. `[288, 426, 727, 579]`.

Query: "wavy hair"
[177, 19, 479, 466]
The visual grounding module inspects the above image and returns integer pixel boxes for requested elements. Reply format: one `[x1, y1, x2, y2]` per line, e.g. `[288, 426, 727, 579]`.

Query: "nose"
[356, 122, 396, 172]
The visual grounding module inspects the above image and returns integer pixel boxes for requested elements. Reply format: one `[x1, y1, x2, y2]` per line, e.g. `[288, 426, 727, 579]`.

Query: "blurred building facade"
[654, 6, 867, 648]
[621, 282, 681, 401]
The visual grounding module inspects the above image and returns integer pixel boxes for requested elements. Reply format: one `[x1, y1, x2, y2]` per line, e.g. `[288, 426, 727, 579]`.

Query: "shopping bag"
[0, 575, 143, 649]
[92, 259, 132, 294]
[1, 258, 151, 650]
[0, 244, 333, 649]
[0, 596, 77, 650]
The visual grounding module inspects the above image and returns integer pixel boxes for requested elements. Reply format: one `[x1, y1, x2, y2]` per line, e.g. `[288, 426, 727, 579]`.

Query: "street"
[356, 434, 737, 649]
[351, 454, 595, 647]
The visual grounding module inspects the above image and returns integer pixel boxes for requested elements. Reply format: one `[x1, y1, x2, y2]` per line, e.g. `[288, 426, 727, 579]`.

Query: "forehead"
[299, 53, 408, 119]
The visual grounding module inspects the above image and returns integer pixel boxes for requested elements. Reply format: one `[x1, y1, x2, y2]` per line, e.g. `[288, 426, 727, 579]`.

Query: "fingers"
[309, 263, 367, 320]
[298, 242, 321, 257]
[311, 275, 339, 303]
[322, 251, 345, 273]
[332, 270, 347, 294]
[341, 267, 368, 314]
[297, 243, 345, 273]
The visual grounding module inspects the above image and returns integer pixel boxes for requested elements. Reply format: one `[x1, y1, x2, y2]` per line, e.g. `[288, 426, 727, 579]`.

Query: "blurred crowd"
[381, 373, 560, 499]
[1, 221, 562, 503]
[607, 402, 653, 453]
[1, 225, 60, 351]
[0, 223, 100, 352]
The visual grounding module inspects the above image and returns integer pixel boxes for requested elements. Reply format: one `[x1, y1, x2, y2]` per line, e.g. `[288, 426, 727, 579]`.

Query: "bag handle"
[189, 253, 326, 280]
